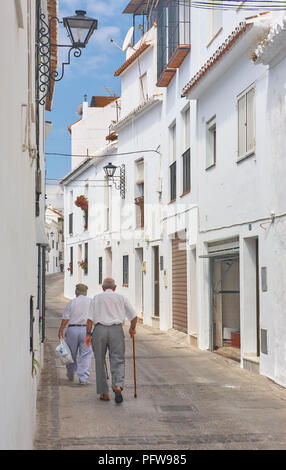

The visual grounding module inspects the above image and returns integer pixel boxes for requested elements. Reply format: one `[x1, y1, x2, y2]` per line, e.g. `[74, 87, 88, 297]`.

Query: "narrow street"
[34, 274, 286, 450]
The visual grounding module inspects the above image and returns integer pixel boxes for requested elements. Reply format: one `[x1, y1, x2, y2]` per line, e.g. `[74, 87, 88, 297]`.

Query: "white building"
[45, 206, 64, 274]
[0, 0, 57, 449]
[46, 183, 64, 212]
[180, 5, 286, 385]
[61, 0, 286, 389]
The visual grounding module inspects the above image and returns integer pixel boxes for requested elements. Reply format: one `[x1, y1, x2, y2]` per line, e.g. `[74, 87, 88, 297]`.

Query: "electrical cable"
[46, 147, 161, 158]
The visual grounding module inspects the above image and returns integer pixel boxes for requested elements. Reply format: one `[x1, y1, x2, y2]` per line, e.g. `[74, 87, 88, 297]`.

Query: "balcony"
[157, 0, 191, 87]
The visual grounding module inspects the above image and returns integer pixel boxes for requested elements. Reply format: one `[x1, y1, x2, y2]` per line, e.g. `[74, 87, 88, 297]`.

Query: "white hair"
[103, 278, 115, 289]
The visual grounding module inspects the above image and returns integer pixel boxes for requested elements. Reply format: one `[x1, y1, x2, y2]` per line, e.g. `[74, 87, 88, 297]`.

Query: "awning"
[123, 0, 150, 14]
[199, 248, 239, 259]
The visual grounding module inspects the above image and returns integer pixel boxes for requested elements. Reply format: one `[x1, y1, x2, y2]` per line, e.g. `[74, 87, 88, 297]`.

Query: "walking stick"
[132, 334, 137, 398]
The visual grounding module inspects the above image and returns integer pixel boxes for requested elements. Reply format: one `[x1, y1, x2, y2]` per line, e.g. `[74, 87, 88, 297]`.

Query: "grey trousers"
[92, 324, 125, 395]
[65, 326, 93, 382]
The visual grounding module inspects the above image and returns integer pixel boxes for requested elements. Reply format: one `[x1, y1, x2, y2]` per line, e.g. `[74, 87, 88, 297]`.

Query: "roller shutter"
[172, 235, 187, 333]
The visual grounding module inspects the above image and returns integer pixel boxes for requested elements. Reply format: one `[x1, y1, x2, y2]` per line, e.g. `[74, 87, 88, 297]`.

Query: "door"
[153, 246, 160, 317]
[172, 234, 187, 333]
[212, 256, 240, 350]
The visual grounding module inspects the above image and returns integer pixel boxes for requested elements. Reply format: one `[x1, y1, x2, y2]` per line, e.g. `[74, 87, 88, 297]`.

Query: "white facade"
[61, 1, 286, 389]
[69, 97, 120, 169]
[0, 0, 56, 449]
[45, 206, 64, 274]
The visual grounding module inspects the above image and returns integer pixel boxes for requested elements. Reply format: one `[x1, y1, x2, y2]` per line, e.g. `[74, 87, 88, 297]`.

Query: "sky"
[45, 0, 133, 182]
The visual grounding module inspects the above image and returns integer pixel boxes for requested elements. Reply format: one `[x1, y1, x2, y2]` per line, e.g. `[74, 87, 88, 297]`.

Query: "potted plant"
[75, 195, 88, 211]
[78, 260, 88, 275]
[67, 262, 73, 274]
[134, 195, 144, 206]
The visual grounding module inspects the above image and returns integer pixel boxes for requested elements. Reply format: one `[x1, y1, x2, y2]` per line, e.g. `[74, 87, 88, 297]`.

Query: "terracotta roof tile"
[114, 43, 151, 77]
[182, 22, 251, 98]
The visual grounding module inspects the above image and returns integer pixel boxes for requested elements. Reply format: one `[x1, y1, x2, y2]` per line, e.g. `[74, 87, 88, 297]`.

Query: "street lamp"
[103, 163, 126, 199]
[37, 9, 98, 106]
[63, 10, 98, 48]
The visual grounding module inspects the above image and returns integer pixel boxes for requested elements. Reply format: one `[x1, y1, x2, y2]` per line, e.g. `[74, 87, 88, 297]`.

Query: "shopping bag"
[55, 339, 73, 365]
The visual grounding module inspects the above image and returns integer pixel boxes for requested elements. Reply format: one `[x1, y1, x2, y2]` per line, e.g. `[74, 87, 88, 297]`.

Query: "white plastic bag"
[55, 339, 74, 365]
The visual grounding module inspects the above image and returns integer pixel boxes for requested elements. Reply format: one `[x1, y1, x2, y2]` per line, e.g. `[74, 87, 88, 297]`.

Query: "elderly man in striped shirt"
[85, 278, 137, 404]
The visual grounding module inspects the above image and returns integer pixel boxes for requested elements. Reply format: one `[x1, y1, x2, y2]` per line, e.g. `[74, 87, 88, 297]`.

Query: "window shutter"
[238, 94, 247, 157]
[246, 88, 255, 153]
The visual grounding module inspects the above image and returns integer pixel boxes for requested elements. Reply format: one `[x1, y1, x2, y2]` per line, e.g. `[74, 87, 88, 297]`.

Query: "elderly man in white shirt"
[58, 283, 93, 385]
[85, 278, 137, 404]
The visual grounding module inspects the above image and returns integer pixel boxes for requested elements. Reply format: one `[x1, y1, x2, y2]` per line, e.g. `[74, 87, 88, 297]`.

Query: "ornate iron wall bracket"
[37, 10, 97, 106]
[111, 164, 126, 199]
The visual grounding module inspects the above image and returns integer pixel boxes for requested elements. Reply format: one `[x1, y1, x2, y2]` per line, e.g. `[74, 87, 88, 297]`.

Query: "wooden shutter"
[172, 234, 188, 333]
[238, 94, 247, 157]
[246, 88, 255, 153]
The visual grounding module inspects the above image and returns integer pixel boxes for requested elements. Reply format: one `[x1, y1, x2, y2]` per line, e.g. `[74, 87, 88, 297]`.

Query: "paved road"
[34, 273, 286, 450]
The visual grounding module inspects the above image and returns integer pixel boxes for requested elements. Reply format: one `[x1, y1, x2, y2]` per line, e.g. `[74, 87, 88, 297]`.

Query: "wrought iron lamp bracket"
[111, 164, 126, 199]
[37, 13, 82, 106]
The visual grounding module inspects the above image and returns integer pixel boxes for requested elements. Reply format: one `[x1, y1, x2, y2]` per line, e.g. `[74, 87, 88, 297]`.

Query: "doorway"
[153, 246, 160, 317]
[172, 234, 187, 333]
[211, 256, 240, 360]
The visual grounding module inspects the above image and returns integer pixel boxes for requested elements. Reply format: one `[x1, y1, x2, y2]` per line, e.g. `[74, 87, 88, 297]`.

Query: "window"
[139, 72, 148, 103]
[182, 148, 191, 193]
[238, 86, 255, 160]
[99, 257, 102, 284]
[69, 213, 73, 235]
[183, 107, 190, 152]
[123, 255, 129, 286]
[169, 122, 176, 164]
[169, 122, 177, 201]
[206, 116, 216, 169]
[209, 0, 223, 40]
[84, 243, 88, 275]
[170, 161, 177, 201]
[69, 247, 73, 276]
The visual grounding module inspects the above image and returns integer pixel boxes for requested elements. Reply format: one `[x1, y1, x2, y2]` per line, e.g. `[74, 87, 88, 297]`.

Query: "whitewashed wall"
[0, 0, 48, 449]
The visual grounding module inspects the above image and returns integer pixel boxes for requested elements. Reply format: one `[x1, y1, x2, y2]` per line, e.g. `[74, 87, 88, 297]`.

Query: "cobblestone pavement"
[34, 273, 286, 450]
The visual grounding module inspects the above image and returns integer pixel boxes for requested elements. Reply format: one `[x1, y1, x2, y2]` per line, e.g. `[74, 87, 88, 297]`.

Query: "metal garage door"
[172, 235, 187, 333]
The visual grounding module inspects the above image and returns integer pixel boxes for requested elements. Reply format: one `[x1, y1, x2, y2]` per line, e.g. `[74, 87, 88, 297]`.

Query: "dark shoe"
[100, 394, 110, 401]
[114, 389, 123, 404]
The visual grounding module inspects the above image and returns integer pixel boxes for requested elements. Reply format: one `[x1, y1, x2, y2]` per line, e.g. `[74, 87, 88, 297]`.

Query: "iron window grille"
[70, 247, 73, 276]
[99, 257, 103, 285]
[170, 161, 177, 201]
[123, 255, 129, 286]
[84, 243, 88, 275]
[182, 148, 191, 193]
[69, 213, 73, 235]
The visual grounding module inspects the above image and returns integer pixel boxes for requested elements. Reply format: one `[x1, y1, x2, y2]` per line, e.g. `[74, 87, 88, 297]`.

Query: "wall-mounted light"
[103, 163, 126, 199]
[37, 9, 98, 106]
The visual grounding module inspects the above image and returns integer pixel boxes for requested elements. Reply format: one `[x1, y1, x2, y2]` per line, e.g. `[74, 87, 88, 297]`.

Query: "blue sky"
[46, 0, 132, 181]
